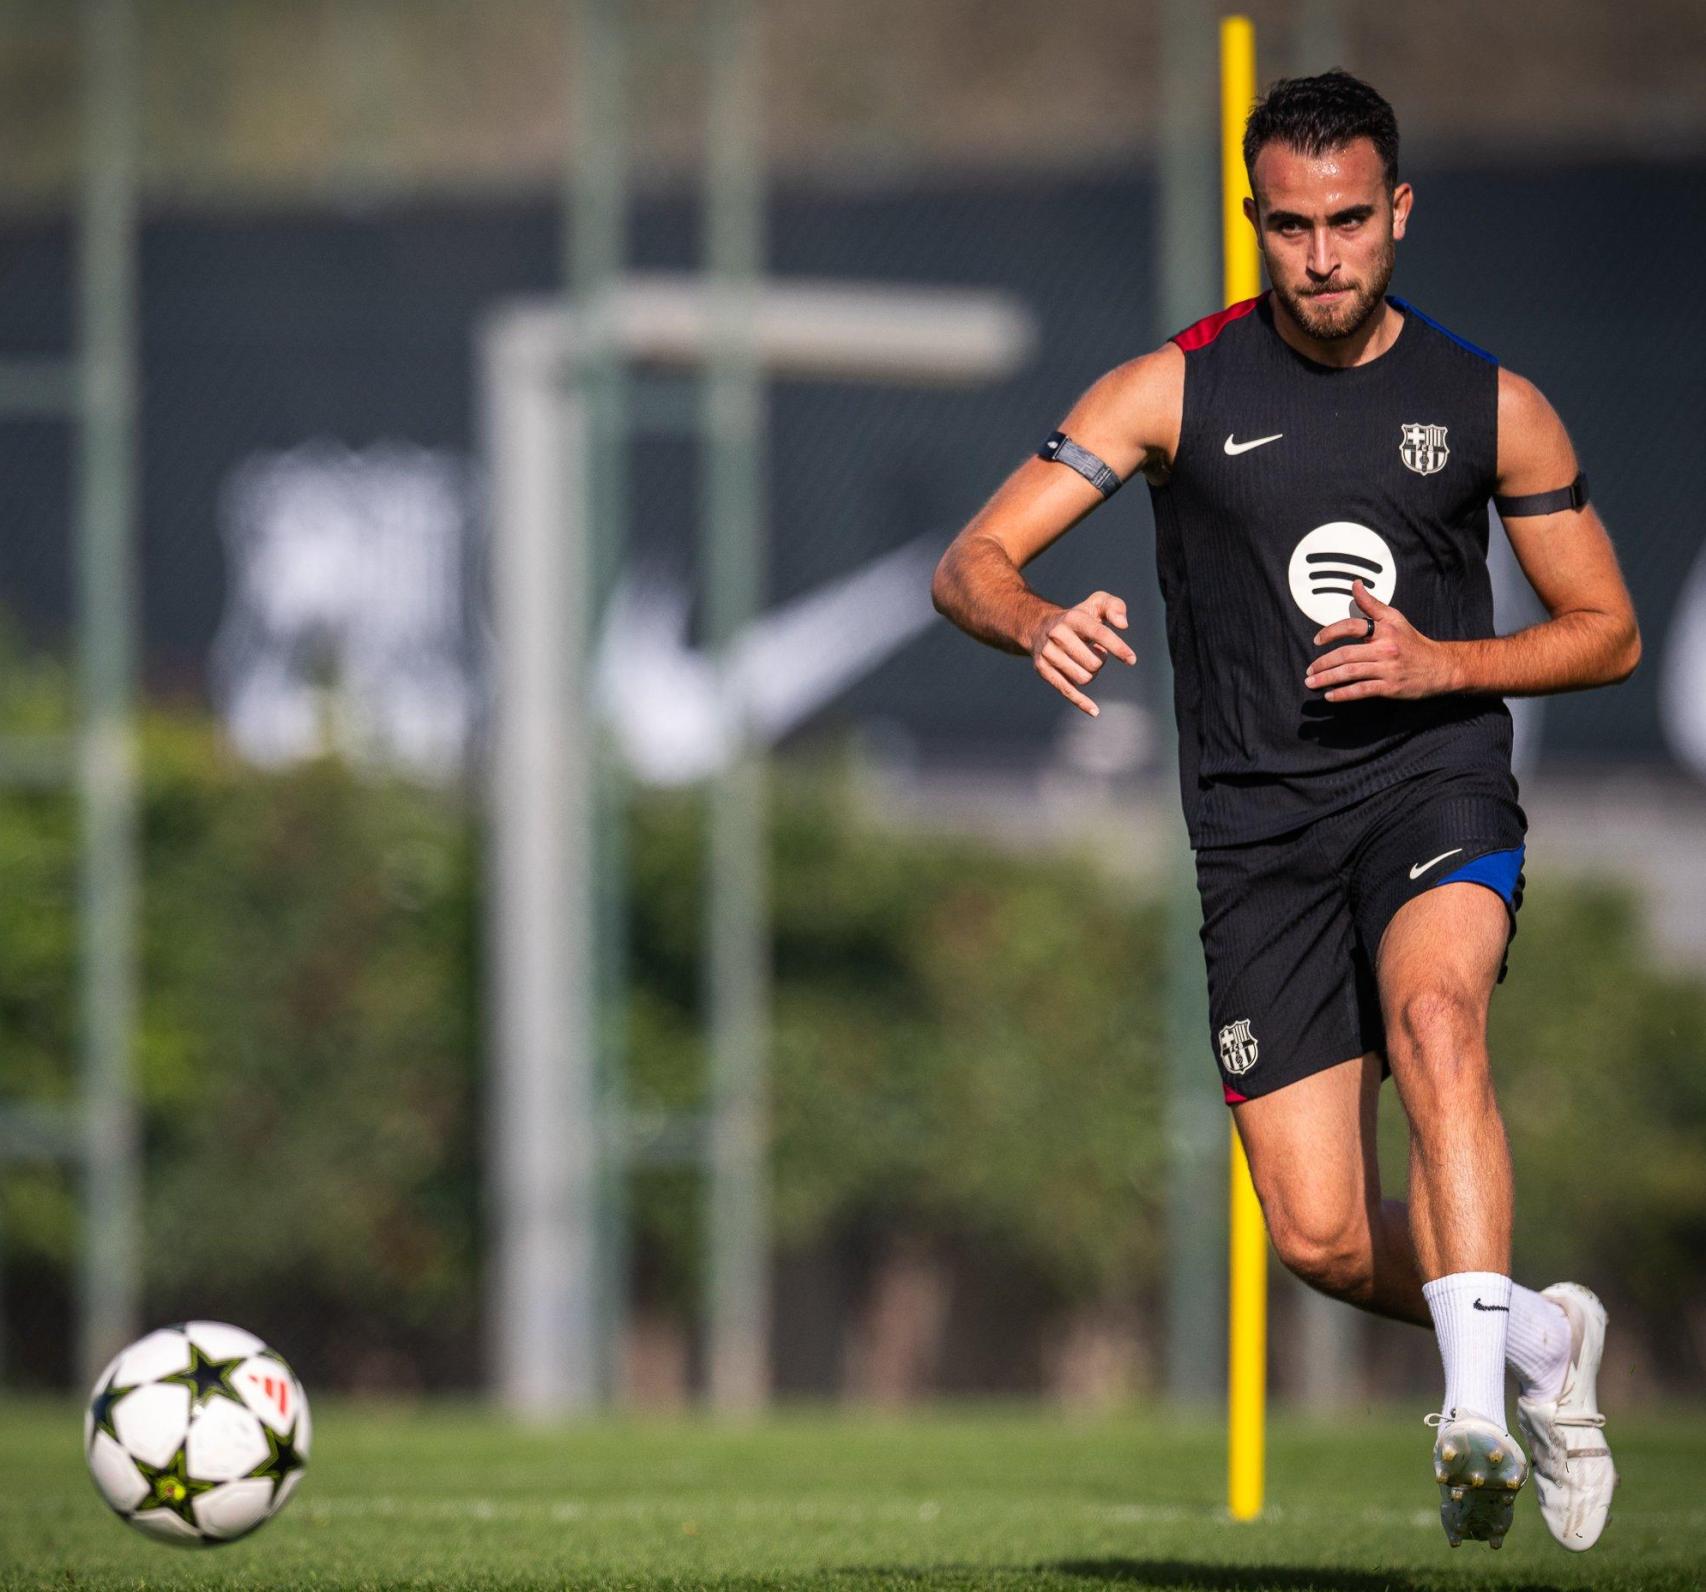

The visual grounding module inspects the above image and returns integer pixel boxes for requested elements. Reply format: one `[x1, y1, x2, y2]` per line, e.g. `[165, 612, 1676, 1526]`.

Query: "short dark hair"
[1243, 69, 1399, 191]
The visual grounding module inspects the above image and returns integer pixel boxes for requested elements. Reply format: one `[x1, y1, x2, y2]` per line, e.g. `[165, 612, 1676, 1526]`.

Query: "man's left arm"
[1304, 370, 1641, 702]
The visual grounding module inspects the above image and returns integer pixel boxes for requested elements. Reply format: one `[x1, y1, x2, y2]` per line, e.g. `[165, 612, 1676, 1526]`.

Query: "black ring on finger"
[1361, 614, 1377, 641]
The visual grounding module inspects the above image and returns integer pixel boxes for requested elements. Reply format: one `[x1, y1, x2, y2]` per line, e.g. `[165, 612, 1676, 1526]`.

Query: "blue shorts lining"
[1436, 844, 1524, 907]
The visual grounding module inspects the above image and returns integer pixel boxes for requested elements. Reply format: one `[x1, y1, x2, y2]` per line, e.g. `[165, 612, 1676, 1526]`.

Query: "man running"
[931, 70, 1636, 1552]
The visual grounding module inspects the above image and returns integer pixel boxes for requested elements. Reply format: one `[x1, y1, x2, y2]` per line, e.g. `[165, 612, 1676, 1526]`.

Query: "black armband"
[1493, 471, 1589, 519]
[1039, 431, 1123, 499]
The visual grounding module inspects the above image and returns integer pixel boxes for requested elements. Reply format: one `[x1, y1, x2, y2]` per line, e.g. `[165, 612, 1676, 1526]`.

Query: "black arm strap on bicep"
[1493, 471, 1589, 519]
[1039, 431, 1123, 499]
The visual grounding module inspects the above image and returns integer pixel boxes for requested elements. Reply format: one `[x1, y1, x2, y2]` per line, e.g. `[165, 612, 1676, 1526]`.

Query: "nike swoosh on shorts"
[1409, 848, 1464, 880]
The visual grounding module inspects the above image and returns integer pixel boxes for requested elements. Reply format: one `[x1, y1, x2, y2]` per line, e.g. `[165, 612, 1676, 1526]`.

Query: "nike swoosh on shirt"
[1409, 848, 1464, 881]
[1223, 432, 1283, 455]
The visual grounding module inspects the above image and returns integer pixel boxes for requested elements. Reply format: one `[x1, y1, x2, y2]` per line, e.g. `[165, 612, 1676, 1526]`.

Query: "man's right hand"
[1027, 591, 1136, 717]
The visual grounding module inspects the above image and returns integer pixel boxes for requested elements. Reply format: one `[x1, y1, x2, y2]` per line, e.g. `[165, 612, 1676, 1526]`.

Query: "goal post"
[480, 276, 1034, 1417]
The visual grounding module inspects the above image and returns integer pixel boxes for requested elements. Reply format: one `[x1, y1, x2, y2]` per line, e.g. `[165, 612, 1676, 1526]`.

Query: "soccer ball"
[84, 1320, 310, 1545]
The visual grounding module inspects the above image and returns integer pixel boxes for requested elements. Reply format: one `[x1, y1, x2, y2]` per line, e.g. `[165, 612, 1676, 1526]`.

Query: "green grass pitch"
[2, 1401, 1703, 1589]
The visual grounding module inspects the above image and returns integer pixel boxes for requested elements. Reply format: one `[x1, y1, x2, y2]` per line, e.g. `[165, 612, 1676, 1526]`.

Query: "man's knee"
[1259, 1192, 1374, 1300]
[1389, 983, 1488, 1082]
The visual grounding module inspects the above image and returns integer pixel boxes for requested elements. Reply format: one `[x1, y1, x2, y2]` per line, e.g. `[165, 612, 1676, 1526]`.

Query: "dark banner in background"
[0, 160, 1700, 777]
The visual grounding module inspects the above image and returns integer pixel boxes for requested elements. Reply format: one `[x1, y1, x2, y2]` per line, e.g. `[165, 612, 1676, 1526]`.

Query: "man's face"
[1246, 137, 1411, 343]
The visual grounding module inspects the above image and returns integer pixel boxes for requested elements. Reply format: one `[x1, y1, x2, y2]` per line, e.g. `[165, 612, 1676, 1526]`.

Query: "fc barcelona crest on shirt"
[1218, 1018, 1259, 1076]
[1400, 422, 1450, 476]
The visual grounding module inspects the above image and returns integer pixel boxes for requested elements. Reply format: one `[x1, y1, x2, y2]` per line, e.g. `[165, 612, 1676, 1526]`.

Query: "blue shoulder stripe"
[1389, 296, 1498, 365]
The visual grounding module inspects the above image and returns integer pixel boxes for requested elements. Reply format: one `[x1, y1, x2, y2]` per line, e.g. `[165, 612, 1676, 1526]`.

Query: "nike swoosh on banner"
[596, 535, 940, 785]
[1472, 1298, 1510, 1312]
[1409, 848, 1464, 881]
[1223, 432, 1283, 455]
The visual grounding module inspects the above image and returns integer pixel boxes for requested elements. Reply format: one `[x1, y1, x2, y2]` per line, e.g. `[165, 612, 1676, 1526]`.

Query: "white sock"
[1422, 1270, 1512, 1430]
[1506, 1283, 1572, 1400]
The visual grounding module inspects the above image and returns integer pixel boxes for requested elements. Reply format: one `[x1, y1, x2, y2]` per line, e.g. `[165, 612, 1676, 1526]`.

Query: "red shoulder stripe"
[1172, 294, 1264, 352]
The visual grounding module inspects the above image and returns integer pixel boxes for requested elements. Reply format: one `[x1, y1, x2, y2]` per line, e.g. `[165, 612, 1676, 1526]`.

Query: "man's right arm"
[930, 342, 1184, 716]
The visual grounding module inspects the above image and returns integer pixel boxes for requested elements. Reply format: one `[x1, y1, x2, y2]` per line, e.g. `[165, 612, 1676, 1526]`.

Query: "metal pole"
[485, 318, 603, 1417]
[701, 0, 769, 1412]
[75, 0, 142, 1389]
[1156, 0, 1227, 1412]
[567, 0, 632, 1407]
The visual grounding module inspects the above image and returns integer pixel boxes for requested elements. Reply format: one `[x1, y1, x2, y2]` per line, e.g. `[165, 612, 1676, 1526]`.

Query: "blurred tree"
[2, 642, 1704, 1394]
[626, 779, 1168, 1317]
[135, 718, 481, 1390]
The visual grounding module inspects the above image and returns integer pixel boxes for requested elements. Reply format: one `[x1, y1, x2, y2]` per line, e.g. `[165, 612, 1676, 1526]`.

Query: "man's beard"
[1271, 237, 1395, 343]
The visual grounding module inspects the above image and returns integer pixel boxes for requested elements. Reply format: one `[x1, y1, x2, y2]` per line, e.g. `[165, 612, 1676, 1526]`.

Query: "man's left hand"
[1304, 580, 1458, 702]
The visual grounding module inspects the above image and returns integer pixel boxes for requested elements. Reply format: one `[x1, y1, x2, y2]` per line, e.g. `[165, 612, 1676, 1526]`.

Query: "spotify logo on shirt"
[1287, 522, 1397, 627]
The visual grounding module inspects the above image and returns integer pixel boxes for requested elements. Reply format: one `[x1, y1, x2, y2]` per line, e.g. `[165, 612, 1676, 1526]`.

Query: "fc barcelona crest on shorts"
[1400, 422, 1450, 476]
[1218, 1018, 1259, 1076]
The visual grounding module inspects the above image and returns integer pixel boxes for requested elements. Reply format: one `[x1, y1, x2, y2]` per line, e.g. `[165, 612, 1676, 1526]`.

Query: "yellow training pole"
[1221, 16, 1260, 304]
[1220, 11, 1267, 1526]
[1228, 1128, 1267, 1519]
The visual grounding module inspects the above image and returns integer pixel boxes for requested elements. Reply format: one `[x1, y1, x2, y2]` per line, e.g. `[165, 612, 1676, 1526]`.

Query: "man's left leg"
[1378, 881, 1527, 1545]
[1379, 881, 1514, 1370]
[1378, 880, 1614, 1550]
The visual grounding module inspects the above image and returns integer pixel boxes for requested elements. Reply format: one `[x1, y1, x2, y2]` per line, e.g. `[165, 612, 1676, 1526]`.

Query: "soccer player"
[931, 71, 1636, 1552]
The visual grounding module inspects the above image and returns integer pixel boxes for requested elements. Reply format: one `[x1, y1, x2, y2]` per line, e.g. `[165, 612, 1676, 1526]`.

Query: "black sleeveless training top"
[1149, 292, 1512, 849]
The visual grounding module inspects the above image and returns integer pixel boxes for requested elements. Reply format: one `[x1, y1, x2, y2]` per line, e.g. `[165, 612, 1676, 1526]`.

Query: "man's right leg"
[1197, 817, 1430, 1329]
[1232, 1049, 1429, 1326]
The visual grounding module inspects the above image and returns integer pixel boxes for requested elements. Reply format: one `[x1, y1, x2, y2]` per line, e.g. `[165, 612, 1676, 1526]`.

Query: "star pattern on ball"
[248, 1418, 308, 1502]
[87, 1368, 140, 1449]
[132, 1443, 216, 1529]
[158, 1341, 247, 1411]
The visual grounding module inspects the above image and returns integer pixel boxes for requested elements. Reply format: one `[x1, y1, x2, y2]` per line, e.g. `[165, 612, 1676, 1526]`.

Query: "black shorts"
[1195, 767, 1527, 1104]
